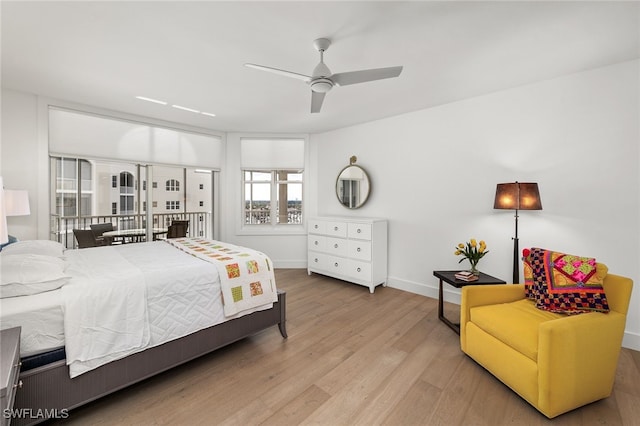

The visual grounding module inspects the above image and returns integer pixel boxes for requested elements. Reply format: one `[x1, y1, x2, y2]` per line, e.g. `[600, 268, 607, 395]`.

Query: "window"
[48, 106, 220, 248]
[166, 179, 180, 191]
[243, 170, 302, 225]
[119, 172, 135, 215]
[166, 200, 180, 210]
[240, 138, 305, 228]
[53, 157, 93, 217]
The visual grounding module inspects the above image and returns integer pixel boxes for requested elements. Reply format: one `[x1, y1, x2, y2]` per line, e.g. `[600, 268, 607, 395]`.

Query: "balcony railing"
[52, 211, 212, 249]
[244, 208, 302, 225]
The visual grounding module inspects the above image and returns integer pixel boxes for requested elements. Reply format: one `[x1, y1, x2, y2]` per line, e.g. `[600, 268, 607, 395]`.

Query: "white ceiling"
[2, 1, 639, 134]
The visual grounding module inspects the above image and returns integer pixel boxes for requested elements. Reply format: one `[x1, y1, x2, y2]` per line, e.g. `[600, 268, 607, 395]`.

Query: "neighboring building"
[52, 158, 213, 240]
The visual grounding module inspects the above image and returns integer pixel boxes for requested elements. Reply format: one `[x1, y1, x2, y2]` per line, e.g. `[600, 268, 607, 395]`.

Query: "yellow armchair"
[460, 271, 633, 418]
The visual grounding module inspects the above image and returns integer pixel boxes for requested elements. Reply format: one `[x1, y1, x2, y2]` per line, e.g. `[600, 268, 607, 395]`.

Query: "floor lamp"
[493, 182, 542, 284]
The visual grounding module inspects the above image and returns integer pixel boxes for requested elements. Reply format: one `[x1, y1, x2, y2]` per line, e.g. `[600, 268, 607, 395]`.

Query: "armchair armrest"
[537, 311, 627, 417]
[460, 284, 525, 349]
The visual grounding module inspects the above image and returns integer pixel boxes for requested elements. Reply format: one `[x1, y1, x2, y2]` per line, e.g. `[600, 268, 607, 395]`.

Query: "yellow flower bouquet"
[454, 238, 489, 275]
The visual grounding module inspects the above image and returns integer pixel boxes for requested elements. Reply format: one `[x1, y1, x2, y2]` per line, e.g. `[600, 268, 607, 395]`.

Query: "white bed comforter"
[62, 241, 270, 378]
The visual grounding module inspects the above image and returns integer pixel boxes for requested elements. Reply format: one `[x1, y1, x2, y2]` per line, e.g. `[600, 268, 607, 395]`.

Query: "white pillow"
[1, 240, 65, 258]
[1, 254, 69, 298]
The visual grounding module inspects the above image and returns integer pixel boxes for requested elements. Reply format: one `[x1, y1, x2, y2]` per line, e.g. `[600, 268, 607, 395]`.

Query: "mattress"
[0, 289, 65, 357]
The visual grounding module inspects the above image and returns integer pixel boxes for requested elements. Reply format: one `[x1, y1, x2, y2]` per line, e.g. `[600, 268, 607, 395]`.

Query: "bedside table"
[433, 271, 506, 334]
[1, 327, 21, 426]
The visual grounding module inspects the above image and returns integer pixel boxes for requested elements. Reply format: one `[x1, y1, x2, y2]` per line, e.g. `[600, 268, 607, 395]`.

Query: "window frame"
[241, 169, 304, 231]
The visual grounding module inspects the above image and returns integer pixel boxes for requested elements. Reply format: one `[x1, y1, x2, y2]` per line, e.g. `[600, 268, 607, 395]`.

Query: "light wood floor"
[55, 269, 640, 425]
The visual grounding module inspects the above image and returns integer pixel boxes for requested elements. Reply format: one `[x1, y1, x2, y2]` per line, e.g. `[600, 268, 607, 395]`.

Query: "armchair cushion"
[470, 299, 559, 361]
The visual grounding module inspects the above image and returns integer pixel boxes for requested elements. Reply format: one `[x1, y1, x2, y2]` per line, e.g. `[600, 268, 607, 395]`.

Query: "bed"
[0, 239, 287, 426]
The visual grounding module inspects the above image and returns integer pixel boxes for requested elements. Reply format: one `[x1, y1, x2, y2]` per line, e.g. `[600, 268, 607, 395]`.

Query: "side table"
[433, 270, 506, 334]
[1, 327, 21, 426]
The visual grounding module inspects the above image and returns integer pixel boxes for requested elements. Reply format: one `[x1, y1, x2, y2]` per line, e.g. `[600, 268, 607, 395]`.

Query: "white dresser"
[307, 217, 388, 293]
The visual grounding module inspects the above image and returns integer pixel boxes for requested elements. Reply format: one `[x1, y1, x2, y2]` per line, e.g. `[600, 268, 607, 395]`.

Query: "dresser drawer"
[308, 252, 328, 270]
[348, 240, 371, 261]
[326, 255, 348, 276]
[348, 222, 372, 240]
[308, 219, 326, 235]
[346, 259, 372, 282]
[308, 235, 327, 252]
[326, 237, 348, 257]
[325, 221, 347, 238]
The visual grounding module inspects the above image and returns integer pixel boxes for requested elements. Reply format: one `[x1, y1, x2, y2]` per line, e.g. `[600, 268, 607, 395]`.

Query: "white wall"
[1, 90, 42, 240]
[310, 60, 640, 350]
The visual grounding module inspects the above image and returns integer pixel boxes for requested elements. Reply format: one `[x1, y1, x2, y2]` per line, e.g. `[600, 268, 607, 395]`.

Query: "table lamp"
[3, 188, 31, 245]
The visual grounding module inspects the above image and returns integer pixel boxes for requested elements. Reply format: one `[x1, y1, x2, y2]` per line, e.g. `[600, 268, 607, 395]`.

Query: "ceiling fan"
[245, 38, 403, 113]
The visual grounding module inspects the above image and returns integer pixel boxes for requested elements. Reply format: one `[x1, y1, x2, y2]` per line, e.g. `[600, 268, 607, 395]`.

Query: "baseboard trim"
[386, 275, 461, 305]
[274, 260, 307, 269]
[623, 331, 640, 351]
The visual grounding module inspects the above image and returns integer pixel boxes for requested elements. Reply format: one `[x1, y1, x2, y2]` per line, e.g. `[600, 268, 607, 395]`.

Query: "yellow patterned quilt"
[165, 238, 278, 317]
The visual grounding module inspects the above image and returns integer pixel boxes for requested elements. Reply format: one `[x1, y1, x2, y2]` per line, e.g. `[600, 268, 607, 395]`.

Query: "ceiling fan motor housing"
[311, 78, 333, 93]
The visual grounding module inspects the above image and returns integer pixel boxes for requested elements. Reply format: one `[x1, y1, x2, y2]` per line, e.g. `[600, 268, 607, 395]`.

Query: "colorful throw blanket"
[165, 238, 278, 317]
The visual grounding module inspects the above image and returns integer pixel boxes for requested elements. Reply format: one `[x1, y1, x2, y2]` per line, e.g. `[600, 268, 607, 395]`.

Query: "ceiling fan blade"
[311, 91, 326, 113]
[332, 66, 403, 87]
[244, 63, 311, 83]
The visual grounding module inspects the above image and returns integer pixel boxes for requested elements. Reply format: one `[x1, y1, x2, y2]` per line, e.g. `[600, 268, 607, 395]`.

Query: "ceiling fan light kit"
[311, 79, 333, 93]
[245, 38, 403, 113]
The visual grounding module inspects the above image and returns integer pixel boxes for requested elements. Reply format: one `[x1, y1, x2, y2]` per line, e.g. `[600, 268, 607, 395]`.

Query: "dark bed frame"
[12, 291, 287, 426]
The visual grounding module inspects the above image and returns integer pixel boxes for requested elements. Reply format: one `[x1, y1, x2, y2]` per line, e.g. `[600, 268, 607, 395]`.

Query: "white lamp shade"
[4, 190, 30, 216]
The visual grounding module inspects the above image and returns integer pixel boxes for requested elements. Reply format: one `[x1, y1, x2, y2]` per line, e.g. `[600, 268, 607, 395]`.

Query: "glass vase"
[469, 262, 480, 276]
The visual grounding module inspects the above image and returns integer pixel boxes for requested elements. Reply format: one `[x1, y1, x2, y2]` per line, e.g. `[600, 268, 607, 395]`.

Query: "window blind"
[49, 108, 223, 169]
[240, 138, 305, 169]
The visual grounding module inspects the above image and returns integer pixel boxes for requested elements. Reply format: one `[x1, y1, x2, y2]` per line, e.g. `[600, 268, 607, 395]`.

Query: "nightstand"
[1, 327, 21, 426]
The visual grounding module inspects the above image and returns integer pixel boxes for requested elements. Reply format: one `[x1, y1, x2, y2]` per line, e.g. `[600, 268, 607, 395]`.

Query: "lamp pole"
[512, 209, 519, 284]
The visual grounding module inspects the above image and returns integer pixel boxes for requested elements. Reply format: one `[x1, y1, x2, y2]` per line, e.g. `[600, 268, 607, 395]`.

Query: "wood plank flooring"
[54, 269, 640, 425]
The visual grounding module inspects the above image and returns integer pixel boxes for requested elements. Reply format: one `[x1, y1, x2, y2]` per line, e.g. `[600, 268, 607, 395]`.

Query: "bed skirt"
[11, 291, 286, 426]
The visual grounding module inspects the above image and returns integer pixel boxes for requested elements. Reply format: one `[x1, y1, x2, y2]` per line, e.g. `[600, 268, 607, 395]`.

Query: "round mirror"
[336, 163, 370, 209]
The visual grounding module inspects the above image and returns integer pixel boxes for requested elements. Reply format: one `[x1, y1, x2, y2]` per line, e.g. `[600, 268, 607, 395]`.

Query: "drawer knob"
[334, 262, 339, 267]
[357, 247, 361, 252]
[334, 226, 339, 231]
[357, 228, 362, 233]
[314, 224, 318, 229]
[334, 243, 338, 248]
[14, 380, 23, 389]
[314, 241, 318, 245]
[314, 258, 318, 263]
[357, 267, 362, 272]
